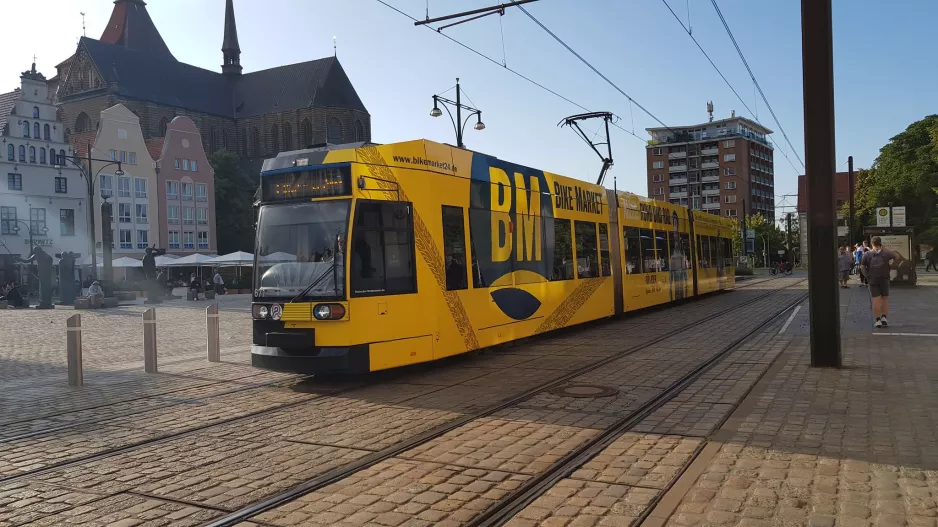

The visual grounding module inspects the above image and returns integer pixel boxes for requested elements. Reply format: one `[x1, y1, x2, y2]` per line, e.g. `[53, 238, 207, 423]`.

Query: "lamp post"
[54, 145, 123, 279]
[430, 78, 485, 149]
[10, 219, 48, 252]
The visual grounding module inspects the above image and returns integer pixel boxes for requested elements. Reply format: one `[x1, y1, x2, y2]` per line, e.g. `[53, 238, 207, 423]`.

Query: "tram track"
[202, 277, 806, 526]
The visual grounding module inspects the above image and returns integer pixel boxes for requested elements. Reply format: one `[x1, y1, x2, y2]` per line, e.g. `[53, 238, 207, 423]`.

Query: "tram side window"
[350, 201, 417, 297]
[723, 237, 733, 267]
[700, 235, 711, 268]
[710, 236, 722, 268]
[680, 233, 691, 270]
[441, 206, 468, 291]
[656, 230, 670, 272]
[624, 227, 642, 275]
[598, 223, 611, 277]
[574, 221, 599, 278]
[551, 219, 574, 280]
[640, 229, 656, 273]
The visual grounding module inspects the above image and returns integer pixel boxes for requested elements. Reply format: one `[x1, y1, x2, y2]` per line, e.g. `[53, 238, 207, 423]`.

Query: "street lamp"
[430, 78, 485, 149]
[10, 219, 48, 252]
[55, 147, 123, 279]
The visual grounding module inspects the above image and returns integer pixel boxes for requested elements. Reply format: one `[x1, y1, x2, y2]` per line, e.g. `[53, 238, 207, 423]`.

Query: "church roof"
[99, 0, 174, 59]
[76, 38, 367, 119]
[0, 89, 19, 136]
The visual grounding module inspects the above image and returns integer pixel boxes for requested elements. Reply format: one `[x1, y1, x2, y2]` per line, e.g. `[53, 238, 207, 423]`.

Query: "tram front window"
[254, 200, 349, 299]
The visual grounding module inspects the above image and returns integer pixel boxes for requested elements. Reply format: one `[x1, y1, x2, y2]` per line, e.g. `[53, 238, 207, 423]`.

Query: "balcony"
[668, 164, 687, 173]
[669, 177, 687, 185]
[702, 189, 720, 196]
[668, 151, 686, 159]
[702, 201, 721, 209]
[701, 174, 719, 183]
[701, 161, 718, 169]
[701, 147, 718, 156]
[670, 191, 688, 199]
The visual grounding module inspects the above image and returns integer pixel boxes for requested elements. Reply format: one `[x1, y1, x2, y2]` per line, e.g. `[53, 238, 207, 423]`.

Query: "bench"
[74, 297, 119, 310]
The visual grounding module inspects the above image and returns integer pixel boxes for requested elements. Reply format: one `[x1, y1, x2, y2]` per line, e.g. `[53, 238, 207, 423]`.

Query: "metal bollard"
[66, 314, 83, 386]
[206, 302, 220, 362]
[143, 308, 158, 373]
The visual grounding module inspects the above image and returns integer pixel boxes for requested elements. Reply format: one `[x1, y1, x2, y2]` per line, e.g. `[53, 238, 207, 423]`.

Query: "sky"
[4, 0, 937, 211]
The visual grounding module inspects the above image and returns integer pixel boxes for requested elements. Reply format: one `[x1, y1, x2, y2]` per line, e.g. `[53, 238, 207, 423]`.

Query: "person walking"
[213, 269, 226, 295]
[857, 241, 869, 286]
[838, 246, 853, 288]
[926, 248, 938, 272]
[861, 236, 896, 328]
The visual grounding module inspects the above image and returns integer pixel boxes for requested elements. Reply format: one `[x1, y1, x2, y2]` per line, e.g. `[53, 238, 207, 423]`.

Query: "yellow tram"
[251, 139, 735, 374]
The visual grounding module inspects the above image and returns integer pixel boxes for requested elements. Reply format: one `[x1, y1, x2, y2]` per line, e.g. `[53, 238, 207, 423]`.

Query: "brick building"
[52, 0, 370, 171]
[645, 116, 775, 223]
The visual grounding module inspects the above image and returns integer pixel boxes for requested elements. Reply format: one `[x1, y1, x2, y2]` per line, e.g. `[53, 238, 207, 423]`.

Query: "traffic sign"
[876, 207, 891, 227]
[892, 206, 906, 227]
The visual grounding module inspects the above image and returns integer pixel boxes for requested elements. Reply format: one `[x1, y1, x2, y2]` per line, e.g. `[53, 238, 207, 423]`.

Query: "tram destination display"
[261, 165, 351, 201]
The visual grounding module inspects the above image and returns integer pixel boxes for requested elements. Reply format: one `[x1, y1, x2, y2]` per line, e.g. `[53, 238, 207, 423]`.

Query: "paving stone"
[252, 458, 528, 526]
[17, 492, 223, 526]
[571, 433, 702, 489]
[0, 480, 104, 526]
[504, 478, 658, 526]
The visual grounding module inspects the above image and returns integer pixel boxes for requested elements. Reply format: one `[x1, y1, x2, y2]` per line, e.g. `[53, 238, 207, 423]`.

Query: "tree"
[211, 151, 256, 254]
[854, 115, 938, 236]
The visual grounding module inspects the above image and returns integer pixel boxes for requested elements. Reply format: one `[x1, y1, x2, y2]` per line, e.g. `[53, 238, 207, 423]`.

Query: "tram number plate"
[644, 274, 663, 294]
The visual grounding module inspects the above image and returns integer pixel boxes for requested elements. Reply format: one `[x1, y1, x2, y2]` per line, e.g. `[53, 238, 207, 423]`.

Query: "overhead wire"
[710, 0, 805, 170]
[659, 0, 802, 176]
[374, 0, 646, 144]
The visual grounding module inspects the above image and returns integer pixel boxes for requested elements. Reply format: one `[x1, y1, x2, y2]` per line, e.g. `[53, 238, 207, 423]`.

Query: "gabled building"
[54, 0, 370, 168]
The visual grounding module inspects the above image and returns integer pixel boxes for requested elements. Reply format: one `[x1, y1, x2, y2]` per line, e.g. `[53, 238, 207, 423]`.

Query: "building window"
[23, 121, 30, 137]
[726, 209, 738, 217]
[75, 112, 91, 133]
[182, 183, 193, 200]
[191, 160, 198, 172]
[118, 176, 131, 197]
[108, 150, 116, 161]
[652, 161, 664, 169]
[99, 175, 113, 197]
[28, 147, 35, 163]
[653, 187, 664, 196]
[723, 153, 736, 162]
[168, 230, 180, 249]
[167, 206, 179, 224]
[653, 148, 663, 156]
[134, 178, 147, 198]
[283, 122, 293, 151]
[55, 177, 68, 194]
[166, 181, 178, 199]
[137, 229, 149, 249]
[653, 174, 663, 183]
[725, 181, 737, 190]
[196, 207, 208, 225]
[195, 183, 207, 202]
[18, 145, 25, 162]
[8, 173, 22, 191]
[135, 204, 148, 224]
[355, 120, 365, 142]
[118, 203, 132, 223]
[183, 231, 194, 249]
[724, 195, 737, 203]
[119, 151, 127, 163]
[182, 159, 190, 171]
[29, 208, 46, 235]
[6, 144, 13, 161]
[183, 207, 194, 225]
[32, 106, 39, 118]
[301, 119, 312, 148]
[120, 229, 133, 249]
[197, 231, 209, 250]
[174, 158, 180, 169]
[724, 168, 736, 176]
[724, 139, 735, 148]
[270, 124, 280, 154]
[33, 123, 40, 139]
[60, 209, 75, 236]
[1, 207, 16, 234]
[43, 124, 50, 140]
[39, 148, 46, 164]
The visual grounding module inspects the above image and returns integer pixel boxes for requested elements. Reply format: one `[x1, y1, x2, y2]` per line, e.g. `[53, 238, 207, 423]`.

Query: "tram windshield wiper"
[288, 263, 337, 303]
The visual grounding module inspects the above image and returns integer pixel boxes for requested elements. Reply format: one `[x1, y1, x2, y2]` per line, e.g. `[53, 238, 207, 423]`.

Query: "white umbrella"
[77, 254, 105, 267]
[165, 253, 218, 266]
[210, 251, 254, 266]
[155, 254, 179, 267]
[262, 251, 297, 263]
[111, 256, 143, 268]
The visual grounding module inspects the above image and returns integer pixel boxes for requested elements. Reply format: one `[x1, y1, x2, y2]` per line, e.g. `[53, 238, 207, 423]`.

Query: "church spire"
[221, 0, 242, 76]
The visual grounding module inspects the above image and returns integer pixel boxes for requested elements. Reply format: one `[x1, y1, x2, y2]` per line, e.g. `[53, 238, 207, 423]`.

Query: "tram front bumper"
[251, 344, 370, 375]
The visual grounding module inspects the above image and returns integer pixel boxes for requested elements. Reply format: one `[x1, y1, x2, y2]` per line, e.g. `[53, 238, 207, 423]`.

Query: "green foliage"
[212, 151, 256, 254]
[854, 115, 938, 233]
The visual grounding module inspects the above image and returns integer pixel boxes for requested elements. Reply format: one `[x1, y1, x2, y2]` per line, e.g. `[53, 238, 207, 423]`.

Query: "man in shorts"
[860, 236, 896, 328]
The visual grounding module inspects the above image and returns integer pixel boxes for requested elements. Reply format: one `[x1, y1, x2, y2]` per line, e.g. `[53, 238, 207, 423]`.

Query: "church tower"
[221, 0, 242, 76]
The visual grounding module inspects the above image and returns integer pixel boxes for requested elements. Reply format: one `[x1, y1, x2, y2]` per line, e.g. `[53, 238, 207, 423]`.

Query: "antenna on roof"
[333, 36, 337, 57]
[80, 12, 86, 37]
[706, 101, 714, 123]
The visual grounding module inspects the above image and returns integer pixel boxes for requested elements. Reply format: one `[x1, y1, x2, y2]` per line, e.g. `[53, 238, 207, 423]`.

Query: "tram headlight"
[253, 304, 270, 319]
[313, 303, 346, 320]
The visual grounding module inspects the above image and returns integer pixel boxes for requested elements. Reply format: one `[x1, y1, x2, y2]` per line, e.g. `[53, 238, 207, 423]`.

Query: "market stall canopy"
[76, 254, 105, 267]
[111, 257, 143, 268]
[155, 254, 179, 267]
[164, 253, 218, 267]
[210, 251, 254, 266]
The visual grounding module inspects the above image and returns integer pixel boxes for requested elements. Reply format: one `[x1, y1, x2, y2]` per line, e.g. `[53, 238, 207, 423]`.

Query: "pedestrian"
[861, 236, 896, 328]
[86, 280, 105, 309]
[857, 241, 869, 287]
[926, 248, 938, 272]
[838, 246, 853, 288]
[188, 273, 201, 301]
[213, 269, 226, 295]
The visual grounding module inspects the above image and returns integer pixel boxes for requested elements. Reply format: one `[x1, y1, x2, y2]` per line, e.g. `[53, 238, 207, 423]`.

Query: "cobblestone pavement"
[0, 277, 807, 526]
